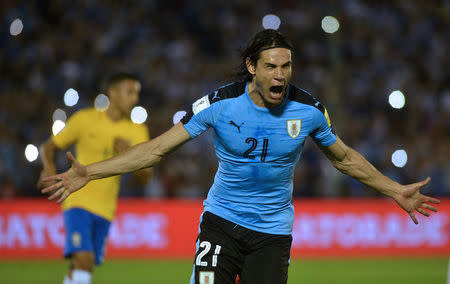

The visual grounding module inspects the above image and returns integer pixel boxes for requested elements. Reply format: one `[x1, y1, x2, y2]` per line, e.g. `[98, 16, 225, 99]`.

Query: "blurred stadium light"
[94, 94, 110, 111]
[63, 88, 79, 107]
[391, 149, 408, 168]
[262, 14, 281, 30]
[389, 90, 406, 109]
[52, 109, 67, 122]
[9, 18, 23, 36]
[131, 106, 147, 124]
[321, 16, 339, 33]
[173, 111, 187, 125]
[52, 120, 66, 136]
[24, 144, 38, 162]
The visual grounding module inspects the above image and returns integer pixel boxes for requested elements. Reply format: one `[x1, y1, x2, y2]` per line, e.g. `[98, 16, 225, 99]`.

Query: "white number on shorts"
[212, 245, 221, 267]
[196, 241, 211, 266]
[196, 241, 222, 267]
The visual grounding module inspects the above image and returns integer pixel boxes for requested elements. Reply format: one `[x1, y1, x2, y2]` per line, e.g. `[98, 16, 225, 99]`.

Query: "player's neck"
[105, 106, 125, 122]
[247, 81, 281, 108]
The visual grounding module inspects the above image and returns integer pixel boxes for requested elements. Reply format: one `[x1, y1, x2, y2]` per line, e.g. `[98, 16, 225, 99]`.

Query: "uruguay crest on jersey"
[199, 271, 214, 284]
[287, 119, 301, 138]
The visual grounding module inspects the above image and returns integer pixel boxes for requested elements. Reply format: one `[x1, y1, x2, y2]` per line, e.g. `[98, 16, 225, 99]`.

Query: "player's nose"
[274, 67, 284, 81]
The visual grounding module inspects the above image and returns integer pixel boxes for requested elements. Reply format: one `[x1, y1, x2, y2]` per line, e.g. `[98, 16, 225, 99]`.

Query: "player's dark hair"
[105, 72, 139, 90]
[236, 29, 293, 82]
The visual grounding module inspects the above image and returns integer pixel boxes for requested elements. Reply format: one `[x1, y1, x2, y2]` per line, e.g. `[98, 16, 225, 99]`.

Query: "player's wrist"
[42, 165, 56, 174]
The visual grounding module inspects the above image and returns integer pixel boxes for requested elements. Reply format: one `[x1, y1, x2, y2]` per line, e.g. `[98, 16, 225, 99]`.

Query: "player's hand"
[37, 166, 56, 190]
[41, 152, 90, 203]
[114, 137, 131, 153]
[393, 177, 440, 224]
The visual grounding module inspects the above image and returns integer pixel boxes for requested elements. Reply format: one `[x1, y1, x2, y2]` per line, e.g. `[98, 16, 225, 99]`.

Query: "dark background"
[1, 0, 448, 199]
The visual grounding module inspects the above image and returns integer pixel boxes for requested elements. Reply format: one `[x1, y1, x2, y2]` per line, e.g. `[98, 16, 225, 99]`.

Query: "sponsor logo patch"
[287, 119, 301, 138]
[192, 95, 211, 115]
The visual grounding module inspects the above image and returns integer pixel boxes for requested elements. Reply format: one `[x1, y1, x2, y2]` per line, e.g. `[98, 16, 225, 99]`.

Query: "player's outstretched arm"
[319, 137, 440, 224]
[41, 123, 191, 203]
[37, 139, 58, 189]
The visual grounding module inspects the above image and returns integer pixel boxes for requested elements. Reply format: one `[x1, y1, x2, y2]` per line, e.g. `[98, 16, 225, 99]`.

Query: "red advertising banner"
[290, 199, 448, 257]
[0, 199, 448, 259]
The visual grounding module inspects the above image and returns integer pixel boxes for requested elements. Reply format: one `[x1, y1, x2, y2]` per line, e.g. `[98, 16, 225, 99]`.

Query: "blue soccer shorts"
[63, 208, 111, 265]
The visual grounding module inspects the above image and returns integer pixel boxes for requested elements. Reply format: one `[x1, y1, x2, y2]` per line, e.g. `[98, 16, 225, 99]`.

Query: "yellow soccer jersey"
[52, 108, 149, 221]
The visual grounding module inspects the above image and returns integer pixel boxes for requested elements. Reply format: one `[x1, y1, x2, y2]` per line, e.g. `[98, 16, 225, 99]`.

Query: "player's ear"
[246, 57, 256, 75]
[107, 85, 117, 101]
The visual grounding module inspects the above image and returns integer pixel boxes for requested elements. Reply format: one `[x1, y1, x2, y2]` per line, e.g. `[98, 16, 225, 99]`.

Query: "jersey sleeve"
[52, 110, 84, 149]
[181, 94, 221, 138]
[310, 105, 337, 147]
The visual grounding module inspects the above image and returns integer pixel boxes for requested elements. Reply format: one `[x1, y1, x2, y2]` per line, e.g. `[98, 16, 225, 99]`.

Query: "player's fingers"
[421, 177, 431, 186]
[424, 197, 440, 204]
[416, 208, 430, 217]
[57, 189, 70, 204]
[409, 212, 418, 224]
[41, 181, 63, 194]
[48, 185, 65, 201]
[422, 203, 438, 212]
[38, 180, 52, 191]
[42, 174, 62, 183]
[67, 152, 77, 164]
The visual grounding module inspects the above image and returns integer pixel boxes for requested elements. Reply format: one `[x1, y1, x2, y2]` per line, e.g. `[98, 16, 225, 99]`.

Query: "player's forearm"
[87, 123, 191, 181]
[86, 139, 163, 180]
[332, 147, 402, 198]
[40, 139, 57, 170]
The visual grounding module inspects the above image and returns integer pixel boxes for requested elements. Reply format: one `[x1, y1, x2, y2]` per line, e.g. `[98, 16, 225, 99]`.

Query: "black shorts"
[192, 211, 292, 284]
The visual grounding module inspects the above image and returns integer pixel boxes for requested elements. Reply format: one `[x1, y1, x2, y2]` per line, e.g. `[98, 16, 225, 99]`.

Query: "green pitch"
[0, 258, 446, 284]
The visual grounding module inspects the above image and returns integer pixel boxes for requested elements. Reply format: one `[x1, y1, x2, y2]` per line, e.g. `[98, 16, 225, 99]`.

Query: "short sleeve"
[310, 106, 337, 147]
[52, 110, 84, 149]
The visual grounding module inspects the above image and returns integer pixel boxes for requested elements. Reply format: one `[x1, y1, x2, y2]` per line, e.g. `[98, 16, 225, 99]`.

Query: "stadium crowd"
[1, 0, 448, 199]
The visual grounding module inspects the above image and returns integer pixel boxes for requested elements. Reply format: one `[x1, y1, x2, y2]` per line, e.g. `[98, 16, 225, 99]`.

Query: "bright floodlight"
[52, 108, 67, 122]
[392, 149, 408, 168]
[389, 90, 405, 109]
[173, 110, 187, 125]
[321, 16, 340, 34]
[64, 88, 79, 107]
[52, 120, 66, 135]
[262, 14, 281, 30]
[94, 94, 110, 111]
[10, 18, 23, 36]
[25, 144, 39, 162]
[131, 106, 147, 124]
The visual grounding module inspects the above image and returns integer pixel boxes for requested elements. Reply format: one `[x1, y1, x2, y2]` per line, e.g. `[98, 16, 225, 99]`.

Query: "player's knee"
[72, 251, 95, 272]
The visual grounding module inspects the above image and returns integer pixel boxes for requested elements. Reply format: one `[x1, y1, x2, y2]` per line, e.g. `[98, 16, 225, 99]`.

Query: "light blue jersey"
[182, 82, 336, 235]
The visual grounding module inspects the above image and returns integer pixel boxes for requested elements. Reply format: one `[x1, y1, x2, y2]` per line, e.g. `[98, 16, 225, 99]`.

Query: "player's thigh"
[192, 212, 243, 284]
[63, 208, 95, 259]
[92, 213, 111, 265]
[240, 234, 292, 284]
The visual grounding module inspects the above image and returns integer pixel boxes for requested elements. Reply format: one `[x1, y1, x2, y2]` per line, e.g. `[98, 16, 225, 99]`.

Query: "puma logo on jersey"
[229, 120, 244, 133]
[211, 91, 220, 101]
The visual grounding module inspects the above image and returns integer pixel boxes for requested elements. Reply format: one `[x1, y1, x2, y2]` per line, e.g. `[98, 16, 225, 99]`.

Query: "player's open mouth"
[269, 85, 284, 99]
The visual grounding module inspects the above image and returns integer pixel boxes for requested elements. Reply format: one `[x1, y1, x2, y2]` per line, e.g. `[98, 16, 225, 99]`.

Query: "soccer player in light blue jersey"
[42, 29, 440, 284]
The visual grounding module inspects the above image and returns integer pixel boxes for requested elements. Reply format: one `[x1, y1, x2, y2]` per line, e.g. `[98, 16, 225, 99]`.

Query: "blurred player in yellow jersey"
[38, 73, 151, 284]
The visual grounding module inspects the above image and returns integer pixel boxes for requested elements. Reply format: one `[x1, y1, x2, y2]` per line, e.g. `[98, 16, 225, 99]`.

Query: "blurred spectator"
[1, 0, 448, 199]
